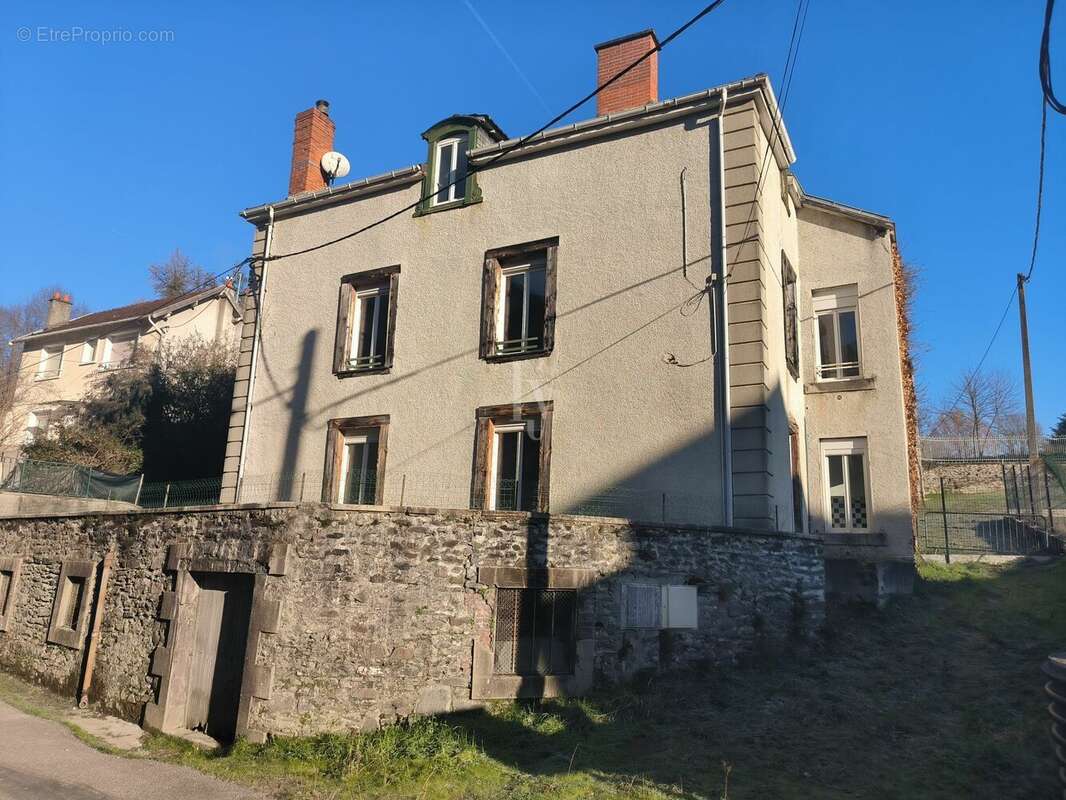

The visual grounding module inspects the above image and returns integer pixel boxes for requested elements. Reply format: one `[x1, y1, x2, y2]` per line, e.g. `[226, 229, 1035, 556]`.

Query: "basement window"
[472, 402, 552, 513]
[480, 238, 558, 361]
[822, 437, 870, 531]
[324, 415, 389, 505]
[333, 266, 399, 375]
[813, 285, 861, 381]
[47, 559, 95, 649]
[493, 588, 576, 676]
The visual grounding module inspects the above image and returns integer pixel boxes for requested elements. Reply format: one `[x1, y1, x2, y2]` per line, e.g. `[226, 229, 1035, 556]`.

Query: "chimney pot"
[288, 99, 336, 196]
[594, 29, 659, 116]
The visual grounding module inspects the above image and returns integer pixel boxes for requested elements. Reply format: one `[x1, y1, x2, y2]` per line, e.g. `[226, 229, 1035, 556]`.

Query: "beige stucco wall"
[4, 295, 238, 456]
[797, 206, 913, 560]
[238, 113, 726, 524]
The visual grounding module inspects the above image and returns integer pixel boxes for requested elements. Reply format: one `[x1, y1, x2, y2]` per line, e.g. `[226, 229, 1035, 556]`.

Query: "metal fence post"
[1045, 468, 1055, 541]
[400, 473, 407, 507]
[299, 472, 306, 503]
[1011, 466, 1021, 516]
[1001, 462, 1010, 512]
[134, 474, 144, 506]
[163, 482, 171, 509]
[1026, 465, 1036, 516]
[940, 476, 951, 564]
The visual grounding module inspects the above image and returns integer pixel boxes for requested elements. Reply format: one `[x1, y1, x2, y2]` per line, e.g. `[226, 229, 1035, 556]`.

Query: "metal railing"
[920, 436, 1066, 461]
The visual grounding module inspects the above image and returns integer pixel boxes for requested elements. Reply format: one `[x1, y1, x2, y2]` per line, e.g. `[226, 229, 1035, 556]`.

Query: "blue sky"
[1, 0, 1062, 429]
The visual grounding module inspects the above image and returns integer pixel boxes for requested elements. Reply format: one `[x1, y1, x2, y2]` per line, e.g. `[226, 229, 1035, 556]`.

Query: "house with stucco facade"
[3, 285, 241, 463]
[220, 29, 919, 599]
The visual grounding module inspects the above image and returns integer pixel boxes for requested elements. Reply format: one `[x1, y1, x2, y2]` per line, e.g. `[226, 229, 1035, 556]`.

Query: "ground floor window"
[493, 588, 576, 676]
[323, 415, 389, 505]
[821, 437, 870, 531]
[471, 402, 553, 512]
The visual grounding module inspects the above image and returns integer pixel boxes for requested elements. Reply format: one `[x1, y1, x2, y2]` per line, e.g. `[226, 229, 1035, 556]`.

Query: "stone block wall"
[0, 504, 824, 739]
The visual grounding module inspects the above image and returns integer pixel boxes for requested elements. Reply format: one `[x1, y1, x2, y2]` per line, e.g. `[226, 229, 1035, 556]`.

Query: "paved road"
[0, 699, 260, 800]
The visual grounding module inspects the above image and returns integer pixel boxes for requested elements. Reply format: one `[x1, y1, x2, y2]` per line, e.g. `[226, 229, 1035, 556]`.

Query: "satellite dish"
[321, 151, 351, 183]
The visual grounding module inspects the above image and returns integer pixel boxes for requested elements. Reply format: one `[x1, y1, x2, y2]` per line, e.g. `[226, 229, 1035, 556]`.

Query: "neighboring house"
[3, 285, 241, 460]
[220, 30, 919, 599]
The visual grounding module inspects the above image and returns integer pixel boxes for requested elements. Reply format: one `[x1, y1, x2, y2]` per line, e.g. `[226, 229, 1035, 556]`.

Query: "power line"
[1024, 100, 1047, 282]
[265, 0, 731, 263]
[1041, 0, 1065, 114]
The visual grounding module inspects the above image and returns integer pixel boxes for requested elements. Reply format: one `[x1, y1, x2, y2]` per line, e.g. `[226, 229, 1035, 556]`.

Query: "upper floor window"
[36, 346, 63, 380]
[813, 285, 861, 380]
[472, 402, 553, 513]
[432, 133, 469, 206]
[333, 266, 399, 376]
[782, 254, 798, 379]
[101, 333, 137, 369]
[81, 338, 99, 364]
[480, 238, 558, 361]
[415, 115, 505, 216]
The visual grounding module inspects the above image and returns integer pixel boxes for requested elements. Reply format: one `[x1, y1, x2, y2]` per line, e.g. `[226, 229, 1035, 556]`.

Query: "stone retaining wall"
[0, 504, 824, 740]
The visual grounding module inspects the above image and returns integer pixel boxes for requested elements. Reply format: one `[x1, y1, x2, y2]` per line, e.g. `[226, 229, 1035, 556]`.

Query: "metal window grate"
[493, 588, 576, 676]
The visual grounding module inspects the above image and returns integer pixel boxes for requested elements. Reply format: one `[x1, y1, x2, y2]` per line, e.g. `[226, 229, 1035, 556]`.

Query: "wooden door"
[185, 572, 253, 741]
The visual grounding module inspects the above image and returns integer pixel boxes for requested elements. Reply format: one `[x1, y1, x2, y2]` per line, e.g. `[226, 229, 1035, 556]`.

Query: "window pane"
[503, 273, 526, 350]
[838, 311, 859, 377]
[355, 294, 381, 366]
[519, 426, 541, 511]
[827, 454, 847, 529]
[817, 314, 837, 377]
[847, 453, 867, 528]
[374, 292, 390, 361]
[436, 143, 454, 203]
[527, 267, 546, 348]
[108, 336, 135, 365]
[495, 431, 520, 510]
[453, 134, 468, 198]
[343, 439, 378, 504]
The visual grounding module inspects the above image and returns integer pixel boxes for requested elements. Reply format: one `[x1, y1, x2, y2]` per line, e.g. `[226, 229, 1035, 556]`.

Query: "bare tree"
[149, 248, 213, 299]
[929, 367, 1021, 456]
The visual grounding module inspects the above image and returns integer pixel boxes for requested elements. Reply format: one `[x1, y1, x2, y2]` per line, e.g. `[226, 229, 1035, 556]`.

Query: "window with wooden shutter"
[333, 266, 400, 376]
[480, 237, 558, 362]
[322, 415, 390, 504]
[470, 401, 552, 512]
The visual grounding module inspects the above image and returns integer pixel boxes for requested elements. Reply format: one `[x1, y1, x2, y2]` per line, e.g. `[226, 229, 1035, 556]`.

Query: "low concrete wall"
[0, 503, 824, 740]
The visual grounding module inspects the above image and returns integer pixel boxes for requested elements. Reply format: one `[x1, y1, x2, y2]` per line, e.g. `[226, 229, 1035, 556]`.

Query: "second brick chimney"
[46, 292, 72, 328]
[288, 99, 335, 196]
[594, 30, 659, 116]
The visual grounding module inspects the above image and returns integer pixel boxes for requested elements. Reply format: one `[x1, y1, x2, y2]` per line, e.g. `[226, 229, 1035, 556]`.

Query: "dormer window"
[432, 133, 469, 206]
[415, 115, 507, 216]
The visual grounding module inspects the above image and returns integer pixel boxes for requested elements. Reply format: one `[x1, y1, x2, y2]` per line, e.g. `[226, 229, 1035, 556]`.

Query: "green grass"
[923, 490, 1008, 513]
[2, 558, 1064, 798]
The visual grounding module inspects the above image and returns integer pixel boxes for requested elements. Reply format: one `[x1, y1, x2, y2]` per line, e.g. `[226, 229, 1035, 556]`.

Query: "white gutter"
[234, 205, 275, 499]
[716, 86, 734, 526]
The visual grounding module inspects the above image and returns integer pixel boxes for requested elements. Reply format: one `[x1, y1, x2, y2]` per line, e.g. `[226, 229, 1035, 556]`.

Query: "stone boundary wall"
[0, 504, 824, 740]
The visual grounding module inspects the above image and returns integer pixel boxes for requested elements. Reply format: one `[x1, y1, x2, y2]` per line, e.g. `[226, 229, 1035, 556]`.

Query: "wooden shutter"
[384, 273, 399, 369]
[321, 423, 341, 502]
[470, 415, 491, 509]
[543, 243, 558, 354]
[479, 258, 500, 359]
[536, 403, 553, 513]
[333, 282, 353, 374]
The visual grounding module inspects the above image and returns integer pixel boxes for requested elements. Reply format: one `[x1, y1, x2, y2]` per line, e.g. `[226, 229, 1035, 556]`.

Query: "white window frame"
[813, 285, 862, 381]
[821, 437, 871, 532]
[348, 285, 388, 370]
[431, 134, 468, 207]
[36, 346, 63, 380]
[100, 332, 138, 369]
[489, 421, 537, 511]
[337, 429, 377, 505]
[495, 259, 547, 355]
[80, 338, 99, 365]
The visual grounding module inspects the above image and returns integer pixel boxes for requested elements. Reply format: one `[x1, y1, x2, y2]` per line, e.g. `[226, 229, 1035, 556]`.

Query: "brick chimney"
[288, 99, 335, 196]
[594, 30, 659, 116]
[46, 292, 72, 328]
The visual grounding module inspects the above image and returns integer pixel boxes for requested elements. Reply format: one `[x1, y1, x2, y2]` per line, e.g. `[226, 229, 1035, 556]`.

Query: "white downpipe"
[234, 205, 275, 499]
[717, 87, 734, 526]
